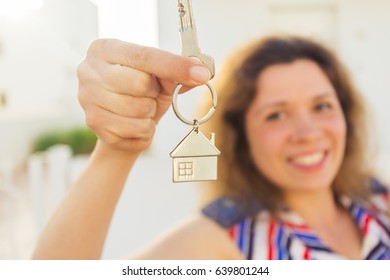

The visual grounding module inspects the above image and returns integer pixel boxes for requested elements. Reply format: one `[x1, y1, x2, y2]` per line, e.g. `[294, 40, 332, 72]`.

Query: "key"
[170, 0, 220, 183]
[177, 0, 215, 78]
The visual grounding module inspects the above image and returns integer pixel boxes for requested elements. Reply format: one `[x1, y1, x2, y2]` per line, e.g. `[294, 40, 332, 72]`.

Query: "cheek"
[247, 124, 288, 166]
[325, 113, 347, 148]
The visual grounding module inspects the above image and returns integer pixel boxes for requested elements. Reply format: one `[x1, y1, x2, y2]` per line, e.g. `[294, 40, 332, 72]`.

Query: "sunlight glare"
[92, 0, 158, 46]
[0, 0, 43, 20]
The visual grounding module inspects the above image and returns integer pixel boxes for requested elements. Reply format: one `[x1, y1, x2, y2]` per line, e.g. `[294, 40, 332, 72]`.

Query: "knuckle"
[138, 75, 158, 98]
[142, 118, 156, 138]
[76, 61, 87, 80]
[85, 112, 98, 131]
[135, 98, 157, 118]
[127, 74, 159, 99]
[77, 57, 99, 85]
[128, 97, 153, 118]
[104, 134, 120, 145]
[84, 108, 104, 135]
[133, 74, 148, 92]
[146, 98, 157, 117]
[77, 84, 97, 109]
[77, 88, 87, 107]
[139, 138, 153, 151]
[87, 38, 108, 55]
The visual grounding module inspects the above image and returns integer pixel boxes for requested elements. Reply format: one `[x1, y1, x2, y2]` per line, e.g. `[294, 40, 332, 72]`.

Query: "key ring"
[172, 81, 217, 126]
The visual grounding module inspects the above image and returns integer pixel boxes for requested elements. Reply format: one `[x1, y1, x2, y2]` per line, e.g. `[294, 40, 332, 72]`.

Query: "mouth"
[288, 150, 328, 171]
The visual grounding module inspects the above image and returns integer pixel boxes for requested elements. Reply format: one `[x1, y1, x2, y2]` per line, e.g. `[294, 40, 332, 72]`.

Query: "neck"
[283, 188, 341, 229]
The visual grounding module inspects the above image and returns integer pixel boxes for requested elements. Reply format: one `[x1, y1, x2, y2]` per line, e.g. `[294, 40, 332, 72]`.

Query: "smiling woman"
[32, 35, 390, 260]
[245, 59, 347, 195]
[0, 0, 43, 19]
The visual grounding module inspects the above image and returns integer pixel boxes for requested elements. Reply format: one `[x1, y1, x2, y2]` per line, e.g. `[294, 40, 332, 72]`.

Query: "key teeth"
[178, 0, 194, 30]
[177, 0, 214, 78]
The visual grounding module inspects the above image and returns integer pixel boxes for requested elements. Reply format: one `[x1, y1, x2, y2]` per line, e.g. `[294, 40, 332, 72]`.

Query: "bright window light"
[0, 0, 43, 20]
[92, 0, 158, 46]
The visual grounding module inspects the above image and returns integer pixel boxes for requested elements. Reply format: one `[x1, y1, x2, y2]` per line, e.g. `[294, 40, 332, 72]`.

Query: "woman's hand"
[32, 39, 213, 260]
[77, 38, 211, 155]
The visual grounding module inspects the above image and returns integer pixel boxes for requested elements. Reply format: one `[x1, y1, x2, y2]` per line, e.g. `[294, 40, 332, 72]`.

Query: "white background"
[0, 0, 389, 259]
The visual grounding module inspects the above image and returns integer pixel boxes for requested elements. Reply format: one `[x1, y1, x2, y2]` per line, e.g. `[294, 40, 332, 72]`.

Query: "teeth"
[292, 152, 325, 166]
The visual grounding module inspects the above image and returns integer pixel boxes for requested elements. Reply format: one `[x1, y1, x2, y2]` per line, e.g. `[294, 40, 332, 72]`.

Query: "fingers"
[78, 38, 211, 154]
[84, 104, 156, 150]
[78, 65, 158, 122]
[78, 47, 159, 154]
[99, 63, 161, 99]
[82, 90, 157, 120]
[88, 39, 211, 86]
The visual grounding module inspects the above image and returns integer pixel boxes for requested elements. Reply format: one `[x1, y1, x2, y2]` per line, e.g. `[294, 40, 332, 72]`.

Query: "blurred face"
[245, 59, 347, 193]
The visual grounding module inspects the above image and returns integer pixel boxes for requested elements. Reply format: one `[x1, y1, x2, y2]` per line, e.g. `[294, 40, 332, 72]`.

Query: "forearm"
[32, 141, 139, 259]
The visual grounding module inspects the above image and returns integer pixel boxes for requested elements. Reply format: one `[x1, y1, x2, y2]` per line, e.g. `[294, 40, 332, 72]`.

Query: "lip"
[287, 150, 329, 172]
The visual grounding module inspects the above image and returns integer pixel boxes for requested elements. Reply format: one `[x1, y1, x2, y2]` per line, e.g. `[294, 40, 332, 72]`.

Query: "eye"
[314, 102, 332, 112]
[266, 111, 285, 122]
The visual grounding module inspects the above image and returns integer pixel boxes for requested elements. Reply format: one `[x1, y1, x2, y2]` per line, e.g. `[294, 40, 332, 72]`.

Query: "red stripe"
[303, 247, 310, 260]
[362, 214, 372, 236]
[284, 222, 310, 230]
[267, 221, 275, 260]
[229, 226, 237, 240]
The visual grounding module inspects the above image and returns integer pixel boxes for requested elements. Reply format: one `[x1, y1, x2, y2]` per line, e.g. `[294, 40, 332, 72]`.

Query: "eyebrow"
[254, 92, 334, 114]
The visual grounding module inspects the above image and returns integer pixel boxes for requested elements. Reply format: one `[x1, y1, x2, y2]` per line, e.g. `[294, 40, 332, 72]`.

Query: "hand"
[77, 39, 211, 155]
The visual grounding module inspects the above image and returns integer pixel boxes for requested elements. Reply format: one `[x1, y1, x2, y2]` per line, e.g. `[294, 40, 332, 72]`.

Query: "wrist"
[91, 140, 141, 167]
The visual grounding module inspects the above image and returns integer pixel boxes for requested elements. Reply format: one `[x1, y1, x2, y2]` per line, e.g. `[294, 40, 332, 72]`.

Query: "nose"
[290, 113, 322, 143]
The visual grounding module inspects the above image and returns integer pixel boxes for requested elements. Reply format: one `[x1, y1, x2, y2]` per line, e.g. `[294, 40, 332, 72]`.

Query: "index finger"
[88, 39, 211, 87]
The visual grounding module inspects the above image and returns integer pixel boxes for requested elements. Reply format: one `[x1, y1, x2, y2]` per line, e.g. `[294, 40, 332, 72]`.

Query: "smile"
[288, 151, 328, 170]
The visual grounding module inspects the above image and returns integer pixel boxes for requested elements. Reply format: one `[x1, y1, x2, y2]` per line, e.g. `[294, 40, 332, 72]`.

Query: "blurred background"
[0, 0, 389, 259]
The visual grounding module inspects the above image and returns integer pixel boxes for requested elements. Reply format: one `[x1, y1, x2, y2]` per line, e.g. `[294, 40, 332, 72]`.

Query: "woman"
[32, 36, 390, 260]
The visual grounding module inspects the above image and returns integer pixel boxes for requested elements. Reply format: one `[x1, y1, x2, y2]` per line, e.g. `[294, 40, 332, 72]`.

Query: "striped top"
[202, 180, 390, 260]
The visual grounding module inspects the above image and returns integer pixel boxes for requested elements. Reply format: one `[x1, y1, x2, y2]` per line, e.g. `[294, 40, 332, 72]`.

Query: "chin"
[280, 176, 335, 193]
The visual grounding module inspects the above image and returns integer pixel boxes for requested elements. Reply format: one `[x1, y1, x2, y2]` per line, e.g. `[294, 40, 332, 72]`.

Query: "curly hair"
[199, 36, 373, 214]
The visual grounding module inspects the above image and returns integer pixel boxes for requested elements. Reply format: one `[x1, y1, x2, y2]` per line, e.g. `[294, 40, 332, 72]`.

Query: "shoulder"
[202, 196, 273, 260]
[202, 196, 264, 228]
[131, 214, 244, 260]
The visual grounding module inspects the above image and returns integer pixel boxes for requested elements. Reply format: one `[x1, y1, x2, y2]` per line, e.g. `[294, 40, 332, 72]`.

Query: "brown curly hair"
[199, 36, 373, 214]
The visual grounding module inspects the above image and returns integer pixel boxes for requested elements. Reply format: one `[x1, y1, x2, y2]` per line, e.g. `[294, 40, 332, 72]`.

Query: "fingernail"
[190, 66, 211, 83]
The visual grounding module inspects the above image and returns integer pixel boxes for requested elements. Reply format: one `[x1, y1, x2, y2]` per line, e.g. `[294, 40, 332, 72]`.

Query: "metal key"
[172, 0, 217, 126]
[177, 0, 215, 78]
[171, 0, 220, 183]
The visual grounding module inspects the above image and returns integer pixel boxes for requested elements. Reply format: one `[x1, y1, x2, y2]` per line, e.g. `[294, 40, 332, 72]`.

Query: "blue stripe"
[294, 232, 322, 242]
[351, 203, 390, 237]
[247, 219, 254, 260]
[235, 218, 256, 259]
[380, 250, 390, 260]
[292, 233, 329, 251]
[242, 218, 250, 256]
[353, 206, 365, 224]
[285, 235, 293, 259]
[372, 213, 390, 237]
[276, 225, 284, 259]
[370, 178, 389, 193]
[294, 232, 319, 242]
[374, 245, 390, 260]
[238, 220, 245, 251]
[305, 245, 332, 253]
[365, 242, 384, 260]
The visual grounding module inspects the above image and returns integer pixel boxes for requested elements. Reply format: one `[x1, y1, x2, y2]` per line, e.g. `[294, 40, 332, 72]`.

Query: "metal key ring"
[172, 81, 217, 126]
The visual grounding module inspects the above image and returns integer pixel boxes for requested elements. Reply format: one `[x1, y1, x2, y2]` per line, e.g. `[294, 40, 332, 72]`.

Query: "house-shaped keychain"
[170, 127, 220, 182]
